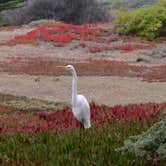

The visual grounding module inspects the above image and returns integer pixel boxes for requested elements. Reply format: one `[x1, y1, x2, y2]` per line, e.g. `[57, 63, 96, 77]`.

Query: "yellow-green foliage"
[0, 93, 67, 111]
[114, 0, 166, 39]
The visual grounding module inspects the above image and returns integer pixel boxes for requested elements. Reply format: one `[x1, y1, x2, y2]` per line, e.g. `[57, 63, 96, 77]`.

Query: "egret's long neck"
[71, 69, 78, 106]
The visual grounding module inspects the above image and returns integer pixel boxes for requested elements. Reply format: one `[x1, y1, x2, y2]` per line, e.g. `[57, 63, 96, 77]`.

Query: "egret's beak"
[56, 66, 66, 68]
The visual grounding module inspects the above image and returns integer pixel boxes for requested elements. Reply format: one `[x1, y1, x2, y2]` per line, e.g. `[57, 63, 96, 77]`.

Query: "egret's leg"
[79, 123, 84, 140]
[80, 122, 84, 130]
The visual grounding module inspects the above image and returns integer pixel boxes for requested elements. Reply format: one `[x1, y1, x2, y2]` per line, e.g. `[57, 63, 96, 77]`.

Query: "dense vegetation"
[0, 122, 160, 165]
[0, 0, 157, 12]
[0, 91, 165, 165]
[1, 0, 110, 25]
[1, 0, 165, 40]
[0, 0, 157, 10]
[114, 0, 166, 39]
[0, 91, 166, 165]
[117, 119, 166, 162]
[107, 0, 157, 9]
[0, 0, 24, 12]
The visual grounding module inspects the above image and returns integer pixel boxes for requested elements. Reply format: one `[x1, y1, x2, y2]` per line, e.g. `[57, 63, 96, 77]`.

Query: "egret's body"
[57, 65, 91, 129]
[72, 94, 91, 128]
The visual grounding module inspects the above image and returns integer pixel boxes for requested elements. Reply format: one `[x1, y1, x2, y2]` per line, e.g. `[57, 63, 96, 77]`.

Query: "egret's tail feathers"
[84, 121, 91, 129]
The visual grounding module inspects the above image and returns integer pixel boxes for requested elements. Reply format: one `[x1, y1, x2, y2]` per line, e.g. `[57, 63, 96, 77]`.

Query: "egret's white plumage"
[57, 65, 91, 129]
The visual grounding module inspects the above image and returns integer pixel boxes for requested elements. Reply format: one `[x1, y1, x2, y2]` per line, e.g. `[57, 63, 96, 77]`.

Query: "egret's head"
[56, 65, 75, 72]
[65, 65, 75, 71]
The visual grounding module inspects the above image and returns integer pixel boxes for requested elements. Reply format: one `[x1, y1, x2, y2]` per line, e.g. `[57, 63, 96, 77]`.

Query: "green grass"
[0, 122, 162, 166]
[0, 93, 67, 111]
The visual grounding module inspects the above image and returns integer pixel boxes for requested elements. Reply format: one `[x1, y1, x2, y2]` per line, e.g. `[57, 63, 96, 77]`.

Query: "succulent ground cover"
[0, 22, 165, 83]
[0, 123, 159, 166]
[0, 23, 165, 82]
[0, 57, 166, 82]
[0, 22, 153, 53]
[0, 101, 165, 135]
[0, 100, 165, 165]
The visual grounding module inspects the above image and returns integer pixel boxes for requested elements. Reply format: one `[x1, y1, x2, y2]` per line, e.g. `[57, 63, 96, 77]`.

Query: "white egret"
[57, 65, 91, 129]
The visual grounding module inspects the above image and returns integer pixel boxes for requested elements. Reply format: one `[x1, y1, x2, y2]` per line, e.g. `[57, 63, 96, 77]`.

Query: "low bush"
[1, 0, 110, 25]
[117, 119, 166, 162]
[114, 0, 166, 39]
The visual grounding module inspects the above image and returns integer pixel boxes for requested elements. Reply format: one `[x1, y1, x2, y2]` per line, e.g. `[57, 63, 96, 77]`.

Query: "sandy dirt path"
[0, 73, 165, 106]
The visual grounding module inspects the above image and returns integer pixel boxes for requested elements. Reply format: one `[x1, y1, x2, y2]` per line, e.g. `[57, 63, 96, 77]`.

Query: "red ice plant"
[0, 22, 153, 53]
[88, 43, 152, 53]
[115, 44, 135, 51]
[0, 102, 165, 135]
[0, 56, 165, 82]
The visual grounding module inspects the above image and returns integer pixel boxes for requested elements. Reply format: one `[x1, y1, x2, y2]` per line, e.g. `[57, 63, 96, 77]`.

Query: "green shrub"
[116, 119, 166, 161]
[114, 0, 166, 39]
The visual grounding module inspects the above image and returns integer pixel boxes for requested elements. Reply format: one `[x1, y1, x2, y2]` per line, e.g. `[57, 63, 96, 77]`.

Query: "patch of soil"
[0, 74, 165, 106]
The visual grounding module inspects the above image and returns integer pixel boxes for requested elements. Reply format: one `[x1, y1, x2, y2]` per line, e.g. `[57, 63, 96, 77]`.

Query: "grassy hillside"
[0, 0, 24, 11]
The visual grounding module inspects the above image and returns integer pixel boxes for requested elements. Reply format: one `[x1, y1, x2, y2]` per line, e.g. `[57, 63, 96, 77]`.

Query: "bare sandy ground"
[0, 26, 165, 106]
[0, 27, 166, 66]
[0, 27, 33, 42]
[0, 42, 166, 66]
[0, 73, 165, 106]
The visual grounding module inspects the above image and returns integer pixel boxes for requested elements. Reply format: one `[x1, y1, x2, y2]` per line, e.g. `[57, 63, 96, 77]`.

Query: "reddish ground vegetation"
[0, 26, 21, 31]
[0, 23, 153, 52]
[88, 43, 152, 53]
[0, 57, 166, 82]
[0, 105, 15, 113]
[0, 23, 164, 82]
[0, 102, 165, 135]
